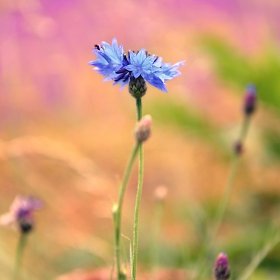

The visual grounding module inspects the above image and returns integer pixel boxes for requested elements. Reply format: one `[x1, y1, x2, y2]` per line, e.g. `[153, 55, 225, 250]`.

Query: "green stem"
[131, 98, 143, 280]
[236, 231, 280, 280]
[196, 116, 251, 280]
[132, 144, 143, 280]
[14, 233, 27, 280]
[210, 116, 250, 245]
[136, 98, 142, 120]
[114, 143, 140, 280]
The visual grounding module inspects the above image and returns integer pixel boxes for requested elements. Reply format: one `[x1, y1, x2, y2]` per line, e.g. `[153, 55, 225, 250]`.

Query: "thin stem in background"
[195, 115, 251, 280]
[14, 233, 27, 280]
[210, 115, 250, 246]
[114, 143, 140, 280]
[131, 98, 143, 280]
[236, 231, 280, 280]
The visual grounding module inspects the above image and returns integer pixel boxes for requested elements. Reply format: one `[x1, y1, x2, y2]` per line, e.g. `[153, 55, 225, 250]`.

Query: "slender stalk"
[14, 233, 27, 280]
[237, 230, 280, 280]
[114, 143, 140, 280]
[210, 116, 250, 246]
[131, 145, 143, 280]
[195, 115, 251, 280]
[136, 98, 142, 120]
[131, 98, 143, 280]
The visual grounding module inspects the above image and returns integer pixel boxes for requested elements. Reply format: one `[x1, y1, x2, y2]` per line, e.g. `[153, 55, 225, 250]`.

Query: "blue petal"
[155, 61, 184, 81]
[153, 56, 162, 67]
[144, 74, 168, 92]
[136, 49, 147, 64]
[128, 51, 137, 65]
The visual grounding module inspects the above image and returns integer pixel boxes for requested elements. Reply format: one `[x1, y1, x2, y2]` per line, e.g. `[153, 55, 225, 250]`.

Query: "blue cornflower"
[89, 38, 184, 94]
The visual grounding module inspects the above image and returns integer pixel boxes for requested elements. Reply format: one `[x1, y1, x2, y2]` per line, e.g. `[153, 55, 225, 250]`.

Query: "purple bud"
[134, 115, 152, 143]
[214, 252, 230, 280]
[244, 84, 257, 116]
[234, 140, 243, 156]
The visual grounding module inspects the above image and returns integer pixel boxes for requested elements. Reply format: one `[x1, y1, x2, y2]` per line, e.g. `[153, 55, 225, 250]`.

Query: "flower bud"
[234, 140, 243, 156]
[112, 204, 118, 214]
[129, 76, 147, 98]
[244, 84, 257, 116]
[214, 252, 230, 280]
[134, 115, 152, 143]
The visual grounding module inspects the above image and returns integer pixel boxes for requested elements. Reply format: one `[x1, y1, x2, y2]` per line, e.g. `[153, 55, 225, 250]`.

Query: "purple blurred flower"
[244, 84, 257, 115]
[0, 196, 43, 234]
[214, 252, 230, 280]
[89, 38, 184, 92]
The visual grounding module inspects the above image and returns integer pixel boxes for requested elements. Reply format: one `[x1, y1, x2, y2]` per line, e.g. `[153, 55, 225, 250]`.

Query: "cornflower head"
[214, 252, 231, 280]
[0, 195, 43, 234]
[89, 38, 184, 97]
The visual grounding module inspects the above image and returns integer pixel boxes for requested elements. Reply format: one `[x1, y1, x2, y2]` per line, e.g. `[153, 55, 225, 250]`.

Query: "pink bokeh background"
[0, 0, 280, 279]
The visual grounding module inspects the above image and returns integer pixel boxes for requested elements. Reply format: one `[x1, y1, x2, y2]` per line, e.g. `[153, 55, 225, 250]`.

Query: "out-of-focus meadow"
[1, 0, 280, 279]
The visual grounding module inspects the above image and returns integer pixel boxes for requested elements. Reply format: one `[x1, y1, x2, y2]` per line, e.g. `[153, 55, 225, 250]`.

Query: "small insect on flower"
[0, 195, 43, 234]
[89, 38, 184, 94]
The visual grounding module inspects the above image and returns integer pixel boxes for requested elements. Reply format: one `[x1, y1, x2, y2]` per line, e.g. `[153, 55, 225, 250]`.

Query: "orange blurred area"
[1, 0, 280, 279]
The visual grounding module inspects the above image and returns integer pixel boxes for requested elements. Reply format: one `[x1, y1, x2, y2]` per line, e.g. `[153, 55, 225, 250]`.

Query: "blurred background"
[1, 0, 280, 279]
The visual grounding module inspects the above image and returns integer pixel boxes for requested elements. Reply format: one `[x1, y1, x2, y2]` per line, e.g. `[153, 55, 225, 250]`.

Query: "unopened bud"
[234, 140, 243, 156]
[134, 115, 152, 143]
[214, 252, 230, 280]
[244, 84, 257, 116]
[112, 204, 118, 214]
[129, 76, 147, 98]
